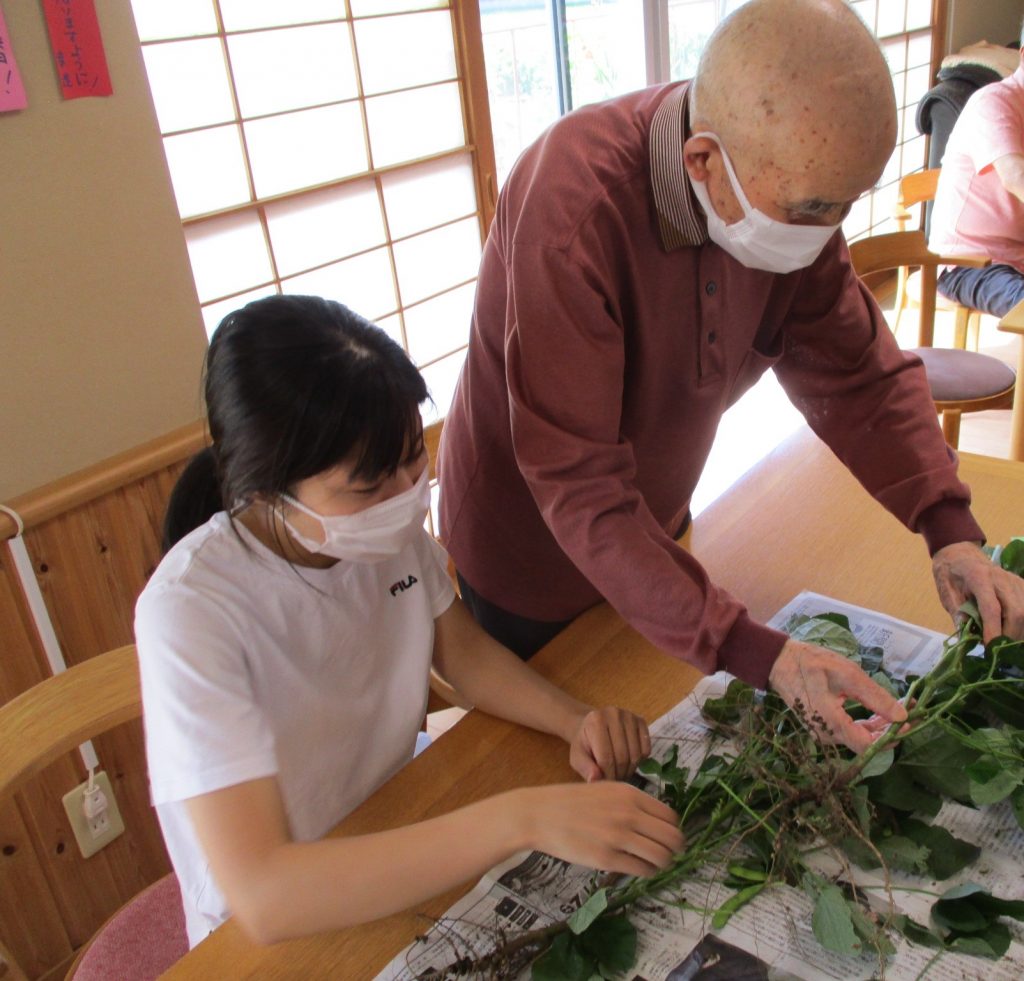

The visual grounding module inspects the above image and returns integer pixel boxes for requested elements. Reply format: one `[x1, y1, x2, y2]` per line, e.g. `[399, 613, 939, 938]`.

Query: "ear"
[683, 135, 720, 182]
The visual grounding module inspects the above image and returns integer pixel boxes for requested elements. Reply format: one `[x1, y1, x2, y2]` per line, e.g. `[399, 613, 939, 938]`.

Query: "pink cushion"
[72, 874, 187, 981]
[912, 347, 1017, 402]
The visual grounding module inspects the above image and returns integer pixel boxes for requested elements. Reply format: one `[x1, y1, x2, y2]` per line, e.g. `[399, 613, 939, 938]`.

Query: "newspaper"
[377, 592, 1024, 980]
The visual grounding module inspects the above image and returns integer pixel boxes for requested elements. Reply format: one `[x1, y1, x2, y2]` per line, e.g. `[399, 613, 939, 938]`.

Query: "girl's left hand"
[568, 707, 652, 782]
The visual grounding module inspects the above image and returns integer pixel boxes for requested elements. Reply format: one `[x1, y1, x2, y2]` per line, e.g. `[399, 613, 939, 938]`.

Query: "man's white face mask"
[687, 131, 840, 274]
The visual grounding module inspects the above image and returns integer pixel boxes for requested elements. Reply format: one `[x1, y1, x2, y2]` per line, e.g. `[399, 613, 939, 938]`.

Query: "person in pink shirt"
[930, 23, 1024, 316]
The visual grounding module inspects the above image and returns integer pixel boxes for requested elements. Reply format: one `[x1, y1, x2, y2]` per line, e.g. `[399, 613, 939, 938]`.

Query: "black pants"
[937, 263, 1024, 318]
[457, 512, 691, 661]
[456, 573, 575, 661]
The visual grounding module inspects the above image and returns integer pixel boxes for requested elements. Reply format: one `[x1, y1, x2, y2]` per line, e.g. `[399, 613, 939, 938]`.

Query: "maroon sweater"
[439, 82, 984, 688]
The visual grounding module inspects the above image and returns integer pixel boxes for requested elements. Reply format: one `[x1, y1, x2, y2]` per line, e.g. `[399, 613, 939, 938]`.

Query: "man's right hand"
[767, 638, 907, 753]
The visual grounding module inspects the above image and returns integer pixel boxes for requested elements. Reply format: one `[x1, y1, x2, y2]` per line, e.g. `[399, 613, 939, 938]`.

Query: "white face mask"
[687, 131, 839, 274]
[280, 465, 430, 564]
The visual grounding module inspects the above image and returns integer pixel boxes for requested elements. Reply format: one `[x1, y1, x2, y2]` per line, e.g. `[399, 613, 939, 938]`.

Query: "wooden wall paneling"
[2, 459, 185, 978]
[0, 796, 71, 979]
[24, 462, 187, 670]
[0, 550, 51, 702]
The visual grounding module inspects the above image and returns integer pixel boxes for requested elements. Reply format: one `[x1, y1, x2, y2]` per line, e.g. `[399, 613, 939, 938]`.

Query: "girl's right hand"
[509, 782, 684, 878]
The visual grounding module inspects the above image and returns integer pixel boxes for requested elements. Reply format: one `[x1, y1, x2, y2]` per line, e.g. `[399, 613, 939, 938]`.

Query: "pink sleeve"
[503, 242, 785, 687]
[965, 87, 1024, 173]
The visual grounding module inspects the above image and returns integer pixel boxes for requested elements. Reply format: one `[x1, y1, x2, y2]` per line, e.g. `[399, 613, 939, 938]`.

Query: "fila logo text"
[389, 574, 419, 597]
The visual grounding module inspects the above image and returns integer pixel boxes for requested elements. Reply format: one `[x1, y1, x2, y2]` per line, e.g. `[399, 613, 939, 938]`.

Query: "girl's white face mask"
[280, 465, 430, 564]
[687, 131, 839, 274]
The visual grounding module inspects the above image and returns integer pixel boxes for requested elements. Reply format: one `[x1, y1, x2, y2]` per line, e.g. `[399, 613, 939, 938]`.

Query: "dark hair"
[163, 295, 428, 551]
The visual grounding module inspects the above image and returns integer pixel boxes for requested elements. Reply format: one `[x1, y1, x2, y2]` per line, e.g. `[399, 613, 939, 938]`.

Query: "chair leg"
[941, 409, 962, 449]
[953, 306, 969, 349]
[892, 266, 908, 333]
[967, 311, 981, 352]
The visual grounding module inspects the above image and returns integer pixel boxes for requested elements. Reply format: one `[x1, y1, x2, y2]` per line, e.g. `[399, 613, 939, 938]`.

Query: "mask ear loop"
[691, 131, 756, 215]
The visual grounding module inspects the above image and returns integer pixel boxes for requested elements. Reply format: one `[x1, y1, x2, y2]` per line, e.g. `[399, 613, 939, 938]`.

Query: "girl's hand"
[513, 782, 684, 878]
[568, 707, 652, 782]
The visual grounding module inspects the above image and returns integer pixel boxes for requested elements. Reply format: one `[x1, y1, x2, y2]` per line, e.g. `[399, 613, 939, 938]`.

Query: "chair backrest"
[897, 169, 940, 212]
[424, 417, 443, 482]
[0, 645, 141, 805]
[894, 169, 941, 237]
[0, 645, 143, 979]
[849, 230, 940, 347]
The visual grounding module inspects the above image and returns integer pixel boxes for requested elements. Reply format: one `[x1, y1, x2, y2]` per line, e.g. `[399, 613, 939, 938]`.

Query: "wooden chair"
[849, 230, 1016, 448]
[0, 647, 187, 980]
[423, 417, 472, 714]
[893, 168, 986, 350]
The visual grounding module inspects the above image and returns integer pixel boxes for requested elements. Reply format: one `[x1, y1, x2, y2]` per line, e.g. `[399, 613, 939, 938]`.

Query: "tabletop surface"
[164, 426, 1024, 980]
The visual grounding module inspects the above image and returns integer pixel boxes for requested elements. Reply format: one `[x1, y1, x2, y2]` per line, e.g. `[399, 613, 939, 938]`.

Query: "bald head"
[686, 0, 896, 227]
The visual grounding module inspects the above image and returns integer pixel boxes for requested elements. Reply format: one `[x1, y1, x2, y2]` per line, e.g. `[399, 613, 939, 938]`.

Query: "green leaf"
[1011, 786, 1024, 831]
[789, 617, 861, 661]
[848, 903, 896, 957]
[811, 884, 861, 955]
[816, 612, 852, 630]
[568, 889, 608, 935]
[578, 914, 637, 975]
[967, 754, 1023, 807]
[532, 933, 595, 981]
[840, 835, 881, 871]
[701, 681, 756, 725]
[892, 913, 943, 950]
[636, 757, 662, 777]
[860, 747, 895, 779]
[998, 536, 1024, 576]
[866, 765, 942, 817]
[874, 834, 930, 875]
[711, 882, 765, 930]
[931, 883, 1024, 942]
[898, 819, 981, 880]
[851, 785, 872, 835]
[948, 922, 1012, 959]
[899, 728, 981, 800]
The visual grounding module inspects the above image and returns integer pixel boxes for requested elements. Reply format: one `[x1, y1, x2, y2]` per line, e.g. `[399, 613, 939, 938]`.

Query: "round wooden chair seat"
[912, 347, 1016, 402]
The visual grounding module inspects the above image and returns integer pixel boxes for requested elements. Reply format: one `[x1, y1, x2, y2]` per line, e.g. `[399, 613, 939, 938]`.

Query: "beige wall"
[948, 0, 1023, 53]
[0, 0, 206, 502]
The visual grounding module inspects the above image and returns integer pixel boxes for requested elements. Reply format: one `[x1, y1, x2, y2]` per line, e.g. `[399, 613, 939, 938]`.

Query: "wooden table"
[164, 427, 1024, 980]
[997, 298, 1024, 461]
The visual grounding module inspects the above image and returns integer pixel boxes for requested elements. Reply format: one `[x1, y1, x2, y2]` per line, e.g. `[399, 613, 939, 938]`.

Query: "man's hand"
[932, 541, 1024, 643]
[568, 707, 652, 782]
[768, 639, 907, 753]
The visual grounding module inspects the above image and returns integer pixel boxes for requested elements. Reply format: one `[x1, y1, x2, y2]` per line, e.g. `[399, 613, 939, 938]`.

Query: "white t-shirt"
[134, 513, 455, 947]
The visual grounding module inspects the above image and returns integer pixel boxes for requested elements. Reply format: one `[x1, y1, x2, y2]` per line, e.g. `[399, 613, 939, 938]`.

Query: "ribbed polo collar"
[648, 83, 709, 250]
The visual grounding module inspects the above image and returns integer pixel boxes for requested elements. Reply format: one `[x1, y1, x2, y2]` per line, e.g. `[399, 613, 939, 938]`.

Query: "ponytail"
[162, 446, 222, 553]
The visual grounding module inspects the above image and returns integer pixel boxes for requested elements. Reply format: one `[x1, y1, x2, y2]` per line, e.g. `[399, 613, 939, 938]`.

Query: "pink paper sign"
[42, 0, 112, 99]
[0, 2, 28, 111]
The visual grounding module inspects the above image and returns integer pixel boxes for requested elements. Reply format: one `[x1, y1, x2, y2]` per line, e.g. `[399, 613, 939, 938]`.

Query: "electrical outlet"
[61, 770, 125, 858]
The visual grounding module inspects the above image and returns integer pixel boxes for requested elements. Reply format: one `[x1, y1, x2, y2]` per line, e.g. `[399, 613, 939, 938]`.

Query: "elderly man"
[930, 23, 1024, 316]
[440, 0, 1024, 752]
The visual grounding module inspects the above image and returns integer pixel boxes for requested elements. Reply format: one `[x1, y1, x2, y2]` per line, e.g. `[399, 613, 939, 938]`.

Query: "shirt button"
[708, 331, 717, 344]
[705, 281, 717, 295]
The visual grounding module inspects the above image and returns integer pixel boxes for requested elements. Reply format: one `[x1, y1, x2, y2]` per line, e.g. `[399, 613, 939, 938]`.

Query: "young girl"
[135, 294, 683, 947]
